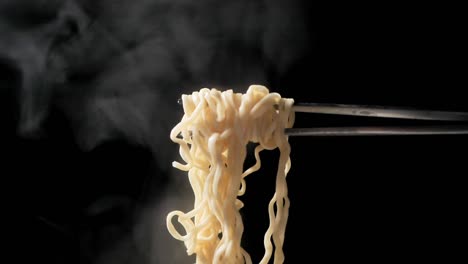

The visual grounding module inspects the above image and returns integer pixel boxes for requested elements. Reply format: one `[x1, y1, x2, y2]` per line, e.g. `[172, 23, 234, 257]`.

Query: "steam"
[0, 0, 308, 263]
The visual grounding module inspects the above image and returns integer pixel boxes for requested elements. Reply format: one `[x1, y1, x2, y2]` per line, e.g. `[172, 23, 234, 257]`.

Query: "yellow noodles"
[166, 85, 294, 264]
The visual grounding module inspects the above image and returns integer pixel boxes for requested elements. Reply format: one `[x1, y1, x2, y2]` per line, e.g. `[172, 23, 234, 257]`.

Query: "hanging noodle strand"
[167, 85, 294, 264]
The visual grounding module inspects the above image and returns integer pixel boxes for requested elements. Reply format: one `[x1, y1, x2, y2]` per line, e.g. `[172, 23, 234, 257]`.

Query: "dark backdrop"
[1, 1, 466, 263]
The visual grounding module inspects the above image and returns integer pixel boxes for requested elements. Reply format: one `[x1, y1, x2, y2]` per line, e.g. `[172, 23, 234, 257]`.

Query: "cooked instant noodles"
[167, 85, 294, 264]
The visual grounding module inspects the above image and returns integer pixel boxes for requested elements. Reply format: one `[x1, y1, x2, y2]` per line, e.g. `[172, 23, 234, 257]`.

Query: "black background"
[1, 1, 466, 263]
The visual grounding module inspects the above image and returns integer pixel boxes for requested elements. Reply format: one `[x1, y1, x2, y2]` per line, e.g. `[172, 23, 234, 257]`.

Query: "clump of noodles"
[166, 85, 294, 264]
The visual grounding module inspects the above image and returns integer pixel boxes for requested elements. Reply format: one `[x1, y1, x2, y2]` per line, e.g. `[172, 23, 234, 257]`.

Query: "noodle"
[167, 85, 294, 264]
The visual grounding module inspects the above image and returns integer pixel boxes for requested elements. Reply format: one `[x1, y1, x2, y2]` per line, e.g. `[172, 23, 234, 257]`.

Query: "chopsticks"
[287, 103, 468, 136]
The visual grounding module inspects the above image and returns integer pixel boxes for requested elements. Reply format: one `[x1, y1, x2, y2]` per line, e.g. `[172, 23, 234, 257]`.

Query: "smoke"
[1, 0, 308, 163]
[1, 0, 308, 263]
